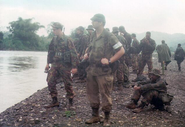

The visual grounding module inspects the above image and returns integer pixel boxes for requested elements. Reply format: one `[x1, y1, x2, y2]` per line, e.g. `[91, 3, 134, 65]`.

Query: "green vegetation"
[0, 17, 52, 51]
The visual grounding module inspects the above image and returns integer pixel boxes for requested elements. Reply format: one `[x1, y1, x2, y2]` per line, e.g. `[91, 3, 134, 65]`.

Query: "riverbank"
[0, 59, 185, 127]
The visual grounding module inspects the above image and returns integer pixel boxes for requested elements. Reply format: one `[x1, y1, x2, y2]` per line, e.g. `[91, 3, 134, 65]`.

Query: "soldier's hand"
[45, 64, 50, 71]
[101, 58, 109, 65]
[71, 68, 77, 74]
[84, 53, 89, 60]
[134, 85, 141, 90]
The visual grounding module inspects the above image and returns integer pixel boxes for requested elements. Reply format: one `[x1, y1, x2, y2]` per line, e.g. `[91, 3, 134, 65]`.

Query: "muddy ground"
[0, 58, 185, 127]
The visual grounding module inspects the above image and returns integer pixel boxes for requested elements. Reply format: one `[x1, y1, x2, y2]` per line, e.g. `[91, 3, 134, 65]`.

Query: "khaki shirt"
[87, 29, 122, 76]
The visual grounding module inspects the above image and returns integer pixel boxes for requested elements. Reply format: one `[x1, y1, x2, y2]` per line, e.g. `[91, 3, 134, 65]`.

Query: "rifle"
[77, 59, 89, 80]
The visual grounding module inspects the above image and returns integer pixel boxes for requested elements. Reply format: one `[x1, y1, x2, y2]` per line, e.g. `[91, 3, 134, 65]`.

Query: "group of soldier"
[44, 13, 182, 126]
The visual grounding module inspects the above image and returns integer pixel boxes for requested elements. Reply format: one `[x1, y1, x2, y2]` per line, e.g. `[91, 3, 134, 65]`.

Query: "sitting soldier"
[126, 69, 173, 113]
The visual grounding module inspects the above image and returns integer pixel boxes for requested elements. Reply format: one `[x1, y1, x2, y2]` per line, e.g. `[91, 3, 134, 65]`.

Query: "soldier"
[131, 33, 140, 73]
[156, 40, 171, 70]
[112, 27, 129, 89]
[84, 14, 125, 126]
[119, 26, 132, 67]
[86, 25, 94, 46]
[133, 32, 156, 82]
[73, 26, 88, 60]
[174, 44, 185, 71]
[126, 69, 173, 113]
[45, 22, 79, 109]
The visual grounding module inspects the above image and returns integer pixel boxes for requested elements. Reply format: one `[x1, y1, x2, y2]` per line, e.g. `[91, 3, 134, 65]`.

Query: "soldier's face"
[87, 30, 93, 34]
[92, 20, 102, 29]
[76, 30, 81, 35]
[149, 74, 158, 82]
[146, 33, 151, 39]
[53, 28, 61, 36]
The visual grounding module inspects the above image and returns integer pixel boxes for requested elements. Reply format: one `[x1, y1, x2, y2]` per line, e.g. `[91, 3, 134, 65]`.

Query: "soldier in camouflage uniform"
[112, 27, 129, 89]
[84, 14, 125, 126]
[126, 69, 173, 113]
[45, 22, 79, 109]
[133, 32, 156, 82]
[131, 33, 140, 73]
[86, 25, 94, 47]
[119, 26, 132, 67]
[73, 26, 88, 60]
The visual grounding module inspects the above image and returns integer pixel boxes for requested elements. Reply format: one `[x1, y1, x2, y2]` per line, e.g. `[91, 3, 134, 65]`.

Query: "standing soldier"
[74, 26, 88, 60]
[112, 27, 129, 89]
[84, 14, 125, 126]
[174, 44, 185, 71]
[131, 33, 140, 73]
[86, 25, 94, 46]
[156, 40, 171, 70]
[45, 22, 79, 109]
[133, 31, 156, 82]
[119, 26, 132, 67]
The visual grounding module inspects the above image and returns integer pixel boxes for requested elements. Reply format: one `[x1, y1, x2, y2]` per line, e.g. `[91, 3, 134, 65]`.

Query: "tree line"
[0, 17, 54, 51]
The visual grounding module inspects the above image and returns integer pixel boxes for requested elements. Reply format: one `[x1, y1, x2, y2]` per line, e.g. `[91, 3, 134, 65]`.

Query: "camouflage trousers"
[116, 61, 129, 84]
[124, 54, 132, 67]
[47, 64, 75, 99]
[86, 73, 113, 112]
[131, 89, 160, 106]
[138, 54, 153, 76]
[131, 54, 138, 72]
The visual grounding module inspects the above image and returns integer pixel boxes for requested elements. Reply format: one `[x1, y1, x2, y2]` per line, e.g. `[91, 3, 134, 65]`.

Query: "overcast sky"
[0, 0, 185, 36]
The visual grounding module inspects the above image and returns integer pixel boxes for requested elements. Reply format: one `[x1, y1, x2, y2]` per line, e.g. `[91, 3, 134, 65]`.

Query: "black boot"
[44, 97, 59, 108]
[103, 112, 110, 126]
[126, 100, 137, 109]
[67, 98, 75, 110]
[85, 108, 100, 124]
[132, 102, 146, 113]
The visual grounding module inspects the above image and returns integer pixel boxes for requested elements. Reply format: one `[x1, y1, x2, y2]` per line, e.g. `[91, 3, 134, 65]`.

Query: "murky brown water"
[0, 51, 48, 113]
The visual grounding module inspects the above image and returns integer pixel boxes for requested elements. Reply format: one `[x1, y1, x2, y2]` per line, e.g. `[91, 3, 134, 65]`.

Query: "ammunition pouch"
[54, 51, 71, 63]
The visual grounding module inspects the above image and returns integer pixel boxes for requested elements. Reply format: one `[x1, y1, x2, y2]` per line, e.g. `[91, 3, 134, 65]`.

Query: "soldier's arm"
[110, 35, 125, 63]
[146, 40, 156, 52]
[140, 79, 166, 91]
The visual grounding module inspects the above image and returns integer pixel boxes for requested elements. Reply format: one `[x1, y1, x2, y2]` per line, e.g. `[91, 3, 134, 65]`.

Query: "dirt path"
[0, 59, 185, 127]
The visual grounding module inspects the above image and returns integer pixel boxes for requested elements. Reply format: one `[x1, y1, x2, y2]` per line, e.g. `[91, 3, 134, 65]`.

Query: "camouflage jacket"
[47, 35, 79, 68]
[73, 34, 88, 57]
[139, 38, 156, 55]
[139, 78, 173, 104]
[131, 39, 140, 54]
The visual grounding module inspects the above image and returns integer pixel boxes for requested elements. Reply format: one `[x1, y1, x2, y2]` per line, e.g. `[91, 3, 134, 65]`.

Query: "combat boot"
[117, 83, 123, 91]
[85, 108, 100, 124]
[44, 97, 59, 108]
[126, 100, 137, 109]
[67, 98, 75, 110]
[132, 102, 145, 113]
[103, 112, 110, 127]
[165, 105, 172, 113]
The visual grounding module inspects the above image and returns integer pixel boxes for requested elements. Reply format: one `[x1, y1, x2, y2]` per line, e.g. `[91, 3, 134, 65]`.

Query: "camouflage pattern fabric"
[131, 54, 138, 72]
[47, 64, 75, 99]
[46, 35, 79, 99]
[131, 78, 172, 106]
[137, 54, 153, 75]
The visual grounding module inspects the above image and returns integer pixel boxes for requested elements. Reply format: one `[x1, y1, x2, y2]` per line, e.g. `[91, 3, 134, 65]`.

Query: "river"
[0, 51, 48, 113]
